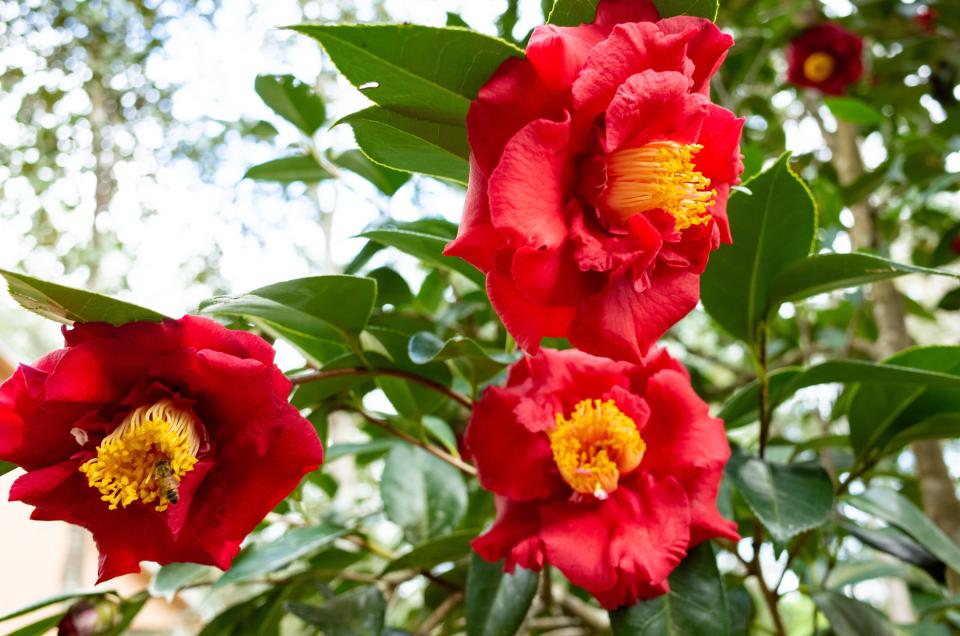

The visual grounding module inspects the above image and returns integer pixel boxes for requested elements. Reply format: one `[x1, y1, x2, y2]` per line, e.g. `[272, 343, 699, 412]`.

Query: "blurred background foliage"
[1, 0, 960, 634]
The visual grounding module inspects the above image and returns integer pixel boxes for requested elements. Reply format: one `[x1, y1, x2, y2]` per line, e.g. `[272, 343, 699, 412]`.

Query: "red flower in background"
[444, 0, 744, 364]
[787, 23, 864, 95]
[0, 316, 323, 582]
[914, 6, 937, 34]
[465, 348, 737, 609]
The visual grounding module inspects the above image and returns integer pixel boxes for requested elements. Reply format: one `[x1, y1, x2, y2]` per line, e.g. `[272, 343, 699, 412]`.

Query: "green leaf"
[0, 591, 106, 623]
[331, 148, 410, 195]
[0, 461, 16, 477]
[653, 0, 719, 20]
[824, 97, 884, 127]
[938, 287, 960, 311]
[409, 332, 518, 366]
[828, 560, 938, 591]
[254, 74, 326, 135]
[720, 358, 960, 430]
[610, 543, 729, 635]
[812, 591, 898, 636]
[465, 552, 539, 636]
[845, 486, 960, 575]
[325, 439, 397, 462]
[243, 155, 332, 183]
[339, 106, 469, 183]
[150, 563, 215, 601]
[381, 444, 467, 544]
[216, 523, 344, 587]
[286, 587, 385, 636]
[6, 613, 64, 636]
[1, 269, 166, 326]
[847, 346, 960, 457]
[701, 155, 816, 343]
[726, 450, 833, 542]
[106, 593, 148, 636]
[291, 24, 522, 125]
[364, 326, 453, 417]
[362, 228, 485, 286]
[382, 529, 477, 574]
[547, 0, 599, 25]
[200, 275, 377, 341]
[769, 252, 957, 307]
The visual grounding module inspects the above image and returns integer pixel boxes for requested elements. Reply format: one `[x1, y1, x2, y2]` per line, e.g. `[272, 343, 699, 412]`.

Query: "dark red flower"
[913, 6, 937, 34]
[0, 316, 323, 582]
[465, 348, 737, 609]
[787, 23, 864, 96]
[443, 0, 744, 363]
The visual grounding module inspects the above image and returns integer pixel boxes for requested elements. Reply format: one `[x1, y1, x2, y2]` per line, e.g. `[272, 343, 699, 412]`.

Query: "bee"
[154, 460, 180, 505]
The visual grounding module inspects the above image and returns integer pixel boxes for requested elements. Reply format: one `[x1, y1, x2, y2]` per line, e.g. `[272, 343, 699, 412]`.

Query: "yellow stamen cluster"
[602, 141, 716, 231]
[548, 399, 646, 500]
[78, 400, 200, 512]
[803, 52, 835, 83]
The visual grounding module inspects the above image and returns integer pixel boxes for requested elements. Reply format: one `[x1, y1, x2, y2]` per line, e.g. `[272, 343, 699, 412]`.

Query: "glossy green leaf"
[0, 591, 106, 623]
[382, 529, 477, 574]
[1, 269, 165, 326]
[286, 587, 385, 636]
[364, 326, 453, 417]
[381, 444, 467, 544]
[701, 155, 816, 343]
[6, 614, 63, 636]
[362, 228, 485, 286]
[726, 450, 833, 542]
[339, 106, 469, 183]
[770, 252, 957, 307]
[547, 0, 599, 25]
[409, 332, 518, 366]
[243, 155, 332, 183]
[331, 148, 409, 195]
[150, 563, 215, 601]
[216, 523, 344, 586]
[824, 97, 885, 127]
[653, 0, 719, 20]
[720, 358, 960, 430]
[465, 552, 539, 636]
[254, 74, 326, 135]
[200, 275, 377, 341]
[812, 591, 898, 636]
[292, 24, 522, 125]
[847, 346, 960, 457]
[845, 486, 960, 575]
[611, 543, 729, 635]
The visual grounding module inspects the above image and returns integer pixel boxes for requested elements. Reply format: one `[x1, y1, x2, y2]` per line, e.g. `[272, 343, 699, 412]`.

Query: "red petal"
[694, 104, 744, 185]
[511, 242, 588, 307]
[44, 339, 149, 403]
[486, 271, 576, 355]
[603, 70, 708, 152]
[472, 497, 546, 573]
[443, 155, 505, 273]
[488, 115, 572, 250]
[569, 267, 700, 362]
[466, 387, 564, 500]
[656, 17, 734, 95]
[527, 23, 605, 90]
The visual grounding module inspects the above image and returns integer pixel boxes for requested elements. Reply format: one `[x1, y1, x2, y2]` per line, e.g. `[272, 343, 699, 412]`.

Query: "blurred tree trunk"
[832, 120, 960, 595]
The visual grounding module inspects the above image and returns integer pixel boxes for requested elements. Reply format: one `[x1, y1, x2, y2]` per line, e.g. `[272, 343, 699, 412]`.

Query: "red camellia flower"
[465, 347, 737, 609]
[443, 0, 744, 364]
[0, 316, 323, 582]
[786, 23, 864, 95]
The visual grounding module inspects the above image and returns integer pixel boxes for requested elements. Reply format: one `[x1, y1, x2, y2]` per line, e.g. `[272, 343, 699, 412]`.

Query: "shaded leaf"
[244, 155, 332, 183]
[611, 543, 729, 636]
[1, 269, 165, 326]
[701, 155, 816, 343]
[812, 591, 898, 636]
[332, 148, 410, 195]
[465, 552, 539, 636]
[824, 97, 884, 127]
[382, 529, 477, 574]
[286, 587, 385, 636]
[339, 106, 469, 183]
[292, 24, 522, 125]
[726, 450, 833, 542]
[216, 523, 344, 586]
[362, 228, 485, 286]
[254, 74, 326, 135]
[653, 0, 719, 20]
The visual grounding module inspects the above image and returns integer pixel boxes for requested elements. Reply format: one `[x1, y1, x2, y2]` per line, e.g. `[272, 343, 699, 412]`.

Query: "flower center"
[803, 52, 835, 83]
[601, 141, 716, 231]
[548, 399, 645, 500]
[78, 399, 201, 512]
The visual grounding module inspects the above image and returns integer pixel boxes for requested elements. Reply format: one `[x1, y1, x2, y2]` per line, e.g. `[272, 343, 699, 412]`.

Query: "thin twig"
[356, 408, 477, 477]
[292, 366, 472, 409]
[415, 592, 464, 636]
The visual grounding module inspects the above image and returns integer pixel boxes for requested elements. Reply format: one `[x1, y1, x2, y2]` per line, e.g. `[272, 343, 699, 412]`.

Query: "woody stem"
[291, 367, 472, 409]
[355, 408, 477, 477]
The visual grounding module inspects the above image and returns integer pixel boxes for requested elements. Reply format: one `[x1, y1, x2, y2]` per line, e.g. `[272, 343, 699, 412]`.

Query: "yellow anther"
[548, 399, 645, 499]
[602, 141, 716, 231]
[803, 52, 835, 83]
[78, 400, 200, 512]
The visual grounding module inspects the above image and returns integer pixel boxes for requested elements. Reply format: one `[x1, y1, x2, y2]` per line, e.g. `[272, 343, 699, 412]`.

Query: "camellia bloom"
[444, 0, 744, 363]
[786, 23, 864, 95]
[0, 316, 324, 581]
[466, 347, 737, 609]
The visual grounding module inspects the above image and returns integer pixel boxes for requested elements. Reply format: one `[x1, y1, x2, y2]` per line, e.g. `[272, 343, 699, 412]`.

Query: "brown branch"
[356, 408, 477, 477]
[750, 521, 788, 636]
[415, 592, 463, 636]
[292, 367, 472, 410]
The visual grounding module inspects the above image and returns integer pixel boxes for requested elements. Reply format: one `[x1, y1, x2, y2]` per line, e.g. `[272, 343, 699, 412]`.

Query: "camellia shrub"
[1, 0, 959, 634]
